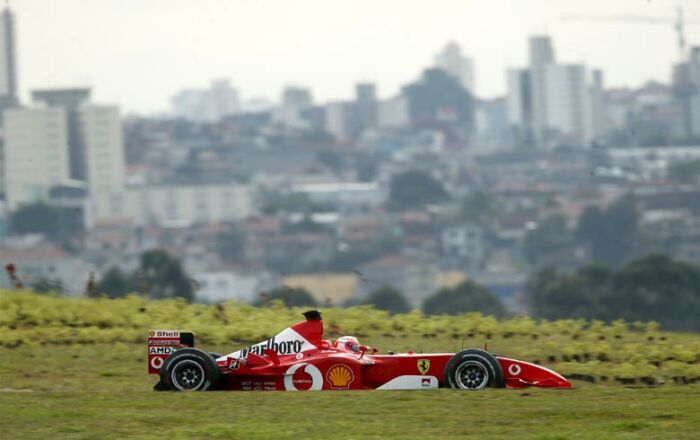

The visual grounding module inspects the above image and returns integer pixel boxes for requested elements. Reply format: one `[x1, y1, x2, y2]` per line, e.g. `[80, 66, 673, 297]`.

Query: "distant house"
[440, 224, 484, 272]
[193, 268, 277, 304]
[0, 235, 95, 295]
[357, 255, 439, 308]
[282, 273, 358, 306]
[250, 232, 335, 273]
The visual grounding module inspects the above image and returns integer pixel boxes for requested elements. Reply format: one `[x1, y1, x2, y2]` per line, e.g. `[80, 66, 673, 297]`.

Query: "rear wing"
[147, 329, 194, 374]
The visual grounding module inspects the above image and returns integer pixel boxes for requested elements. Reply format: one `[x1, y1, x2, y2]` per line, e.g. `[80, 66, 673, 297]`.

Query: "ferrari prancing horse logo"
[417, 359, 430, 375]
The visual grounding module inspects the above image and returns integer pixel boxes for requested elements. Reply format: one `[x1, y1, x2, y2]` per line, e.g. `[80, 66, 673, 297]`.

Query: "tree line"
[17, 248, 699, 332]
[256, 254, 699, 331]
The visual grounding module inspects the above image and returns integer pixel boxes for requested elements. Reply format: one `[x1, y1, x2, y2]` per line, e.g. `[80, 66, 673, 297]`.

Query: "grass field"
[1, 292, 699, 439]
[2, 344, 699, 440]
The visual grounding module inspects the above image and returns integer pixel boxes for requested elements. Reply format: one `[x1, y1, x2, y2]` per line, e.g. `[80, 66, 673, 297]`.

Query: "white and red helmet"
[334, 336, 360, 351]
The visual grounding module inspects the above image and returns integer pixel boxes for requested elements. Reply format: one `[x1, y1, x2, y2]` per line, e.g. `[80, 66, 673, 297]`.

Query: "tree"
[576, 194, 638, 266]
[388, 169, 449, 211]
[523, 215, 574, 267]
[422, 280, 505, 316]
[402, 68, 474, 125]
[9, 202, 84, 248]
[525, 254, 700, 331]
[612, 254, 700, 331]
[138, 250, 194, 301]
[363, 285, 410, 314]
[257, 287, 317, 308]
[459, 191, 501, 229]
[526, 264, 613, 321]
[30, 278, 64, 294]
[216, 224, 245, 264]
[95, 267, 132, 298]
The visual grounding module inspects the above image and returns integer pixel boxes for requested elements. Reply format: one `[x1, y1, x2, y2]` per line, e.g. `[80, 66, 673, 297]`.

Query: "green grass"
[1, 344, 699, 439]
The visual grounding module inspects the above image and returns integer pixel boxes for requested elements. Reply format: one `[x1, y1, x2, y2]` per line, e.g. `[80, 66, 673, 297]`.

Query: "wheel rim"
[171, 359, 206, 391]
[455, 361, 489, 389]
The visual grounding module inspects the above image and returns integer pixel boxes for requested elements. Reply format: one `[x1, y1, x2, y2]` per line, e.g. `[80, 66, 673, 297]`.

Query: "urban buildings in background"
[171, 79, 241, 123]
[672, 47, 700, 139]
[4, 87, 125, 211]
[506, 36, 605, 149]
[434, 42, 475, 95]
[1, 6, 699, 309]
[0, 7, 18, 110]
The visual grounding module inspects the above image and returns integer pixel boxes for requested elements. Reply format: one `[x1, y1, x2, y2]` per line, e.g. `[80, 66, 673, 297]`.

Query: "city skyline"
[9, 0, 700, 114]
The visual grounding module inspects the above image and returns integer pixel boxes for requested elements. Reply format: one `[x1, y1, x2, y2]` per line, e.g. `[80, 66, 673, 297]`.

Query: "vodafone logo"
[508, 364, 522, 376]
[283, 363, 322, 391]
[150, 356, 165, 370]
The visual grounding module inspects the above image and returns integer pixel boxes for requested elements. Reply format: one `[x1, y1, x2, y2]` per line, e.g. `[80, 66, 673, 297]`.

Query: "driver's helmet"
[334, 335, 360, 352]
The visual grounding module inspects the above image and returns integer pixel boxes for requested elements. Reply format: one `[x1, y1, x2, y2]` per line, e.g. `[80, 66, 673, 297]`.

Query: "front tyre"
[160, 348, 221, 391]
[443, 349, 505, 390]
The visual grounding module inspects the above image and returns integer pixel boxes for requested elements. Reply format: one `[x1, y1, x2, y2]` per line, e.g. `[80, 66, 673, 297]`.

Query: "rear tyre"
[443, 349, 505, 390]
[160, 348, 221, 391]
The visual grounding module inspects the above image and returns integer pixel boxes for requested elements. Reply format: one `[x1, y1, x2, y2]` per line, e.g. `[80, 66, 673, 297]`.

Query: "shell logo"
[326, 364, 354, 389]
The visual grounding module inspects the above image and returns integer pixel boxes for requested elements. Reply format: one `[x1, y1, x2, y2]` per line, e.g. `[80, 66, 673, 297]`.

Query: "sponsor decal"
[508, 364, 522, 376]
[417, 359, 431, 375]
[148, 346, 178, 355]
[241, 337, 303, 357]
[326, 364, 354, 389]
[147, 339, 180, 346]
[148, 330, 156, 337]
[230, 336, 304, 368]
[151, 330, 180, 338]
[150, 356, 165, 370]
[284, 363, 323, 391]
[421, 378, 431, 387]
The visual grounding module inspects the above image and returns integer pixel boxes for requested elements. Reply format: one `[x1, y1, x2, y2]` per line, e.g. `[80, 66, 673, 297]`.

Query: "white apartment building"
[505, 69, 530, 126]
[0, 7, 17, 104]
[171, 79, 240, 122]
[544, 65, 605, 147]
[89, 183, 253, 227]
[378, 96, 409, 129]
[435, 42, 475, 94]
[506, 36, 605, 149]
[3, 106, 70, 210]
[79, 104, 126, 192]
[325, 102, 351, 141]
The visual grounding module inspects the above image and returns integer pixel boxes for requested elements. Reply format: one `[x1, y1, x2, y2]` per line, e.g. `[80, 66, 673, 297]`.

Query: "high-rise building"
[505, 69, 532, 126]
[3, 106, 70, 210]
[78, 105, 126, 192]
[273, 86, 313, 129]
[281, 86, 313, 108]
[377, 96, 409, 129]
[0, 7, 18, 109]
[544, 64, 591, 146]
[672, 47, 700, 139]
[528, 36, 555, 147]
[353, 82, 377, 136]
[171, 79, 240, 122]
[32, 88, 91, 181]
[506, 36, 604, 149]
[325, 101, 352, 142]
[434, 42, 475, 95]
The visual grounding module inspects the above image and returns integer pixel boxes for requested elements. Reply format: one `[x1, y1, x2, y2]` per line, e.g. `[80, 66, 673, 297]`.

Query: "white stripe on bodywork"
[376, 375, 438, 390]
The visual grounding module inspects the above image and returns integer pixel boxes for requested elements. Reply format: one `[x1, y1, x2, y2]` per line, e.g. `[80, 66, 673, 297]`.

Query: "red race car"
[148, 310, 571, 391]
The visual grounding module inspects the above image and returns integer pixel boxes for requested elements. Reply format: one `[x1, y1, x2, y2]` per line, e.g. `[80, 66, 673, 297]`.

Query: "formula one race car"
[148, 310, 571, 391]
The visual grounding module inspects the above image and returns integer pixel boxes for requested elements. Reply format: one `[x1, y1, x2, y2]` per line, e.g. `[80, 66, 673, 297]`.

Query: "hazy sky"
[11, 0, 700, 114]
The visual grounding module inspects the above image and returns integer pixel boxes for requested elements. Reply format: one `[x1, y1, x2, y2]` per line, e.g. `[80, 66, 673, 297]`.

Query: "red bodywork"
[148, 311, 571, 390]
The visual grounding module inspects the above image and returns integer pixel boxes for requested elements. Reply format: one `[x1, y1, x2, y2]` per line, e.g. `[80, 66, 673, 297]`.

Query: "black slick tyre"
[159, 348, 221, 391]
[443, 348, 505, 390]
